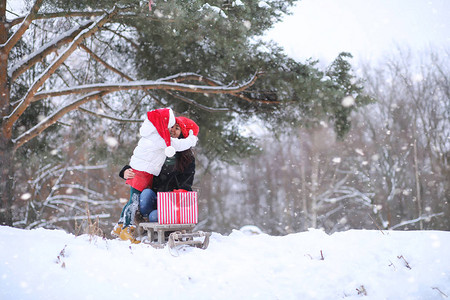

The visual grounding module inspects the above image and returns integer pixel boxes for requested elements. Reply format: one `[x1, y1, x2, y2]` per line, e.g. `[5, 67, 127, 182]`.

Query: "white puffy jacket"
[129, 117, 198, 176]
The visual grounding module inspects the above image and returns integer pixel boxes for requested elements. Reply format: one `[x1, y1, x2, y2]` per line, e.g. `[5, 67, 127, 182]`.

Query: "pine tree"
[0, 0, 369, 226]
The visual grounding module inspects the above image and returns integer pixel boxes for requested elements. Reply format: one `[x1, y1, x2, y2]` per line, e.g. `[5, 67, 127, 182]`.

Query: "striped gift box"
[157, 191, 198, 224]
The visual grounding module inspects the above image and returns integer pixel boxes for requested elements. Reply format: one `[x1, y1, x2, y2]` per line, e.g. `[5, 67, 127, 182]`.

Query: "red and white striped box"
[157, 191, 198, 224]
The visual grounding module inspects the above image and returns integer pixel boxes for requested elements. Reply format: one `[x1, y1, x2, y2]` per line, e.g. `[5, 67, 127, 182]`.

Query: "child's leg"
[117, 197, 132, 224]
[111, 196, 133, 237]
[123, 187, 141, 227]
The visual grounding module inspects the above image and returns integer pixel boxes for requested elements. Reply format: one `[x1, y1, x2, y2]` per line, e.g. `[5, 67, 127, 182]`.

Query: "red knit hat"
[176, 116, 199, 138]
[147, 108, 176, 157]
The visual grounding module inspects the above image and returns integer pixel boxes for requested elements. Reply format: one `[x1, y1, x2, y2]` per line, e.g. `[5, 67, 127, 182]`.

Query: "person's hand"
[187, 130, 198, 146]
[124, 168, 135, 179]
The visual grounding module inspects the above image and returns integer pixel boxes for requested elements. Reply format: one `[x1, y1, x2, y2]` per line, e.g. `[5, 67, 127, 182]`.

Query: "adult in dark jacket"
[119, 150, 195, 220]
[113, 116, 198, 242]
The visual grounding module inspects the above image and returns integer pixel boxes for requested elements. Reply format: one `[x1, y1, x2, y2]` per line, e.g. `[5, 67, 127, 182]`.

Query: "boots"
[111, 223, 123, 238]
[119, 226, 140, 244]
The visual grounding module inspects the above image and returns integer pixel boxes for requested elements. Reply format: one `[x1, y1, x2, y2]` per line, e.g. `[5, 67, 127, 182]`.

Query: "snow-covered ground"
[1, 226, 449, 300]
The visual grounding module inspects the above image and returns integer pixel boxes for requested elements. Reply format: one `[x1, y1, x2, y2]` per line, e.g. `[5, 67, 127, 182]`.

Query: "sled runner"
[137, 222, 211, 249]
[168, 230, 211, 250]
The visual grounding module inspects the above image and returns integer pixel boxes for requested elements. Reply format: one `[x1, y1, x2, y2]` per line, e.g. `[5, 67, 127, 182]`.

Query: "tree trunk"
[0, 0, 14, 226]
[310, 151, 319, 229]
[0, 139, 14, 226]
[413, 139, 423, 229]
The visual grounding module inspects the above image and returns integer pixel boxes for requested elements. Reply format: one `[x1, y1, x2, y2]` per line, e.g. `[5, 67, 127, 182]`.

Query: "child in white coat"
[126, 107, 197, 191]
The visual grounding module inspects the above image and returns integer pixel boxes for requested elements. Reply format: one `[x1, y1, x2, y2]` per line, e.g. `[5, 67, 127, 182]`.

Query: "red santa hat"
[147, 108, 176, 157]
[176, 116, 199, 138]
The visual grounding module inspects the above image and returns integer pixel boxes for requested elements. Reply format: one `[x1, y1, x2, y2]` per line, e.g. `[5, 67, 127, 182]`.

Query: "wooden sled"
[137, 222, 211, 249]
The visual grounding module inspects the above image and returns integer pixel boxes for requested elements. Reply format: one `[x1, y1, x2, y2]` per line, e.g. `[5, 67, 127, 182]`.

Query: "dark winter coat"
[119, 155, 195, 192]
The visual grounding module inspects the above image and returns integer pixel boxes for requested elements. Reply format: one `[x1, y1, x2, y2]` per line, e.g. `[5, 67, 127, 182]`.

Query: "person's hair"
[175, 149, 194, 172]
[174, 131, 194, 172]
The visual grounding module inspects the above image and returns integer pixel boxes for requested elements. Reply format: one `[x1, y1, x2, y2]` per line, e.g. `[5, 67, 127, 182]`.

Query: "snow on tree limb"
[24, 213, 111, 229]
[1, 0, 43, 53]
[79, 107, 142, 123]
[165, 91, 230, 112]
[9, 11, 107, 27]
[4, 6, 120, 135]
[12, 92, 104, 150]
[160, 71, 279, 104]
[9, 20, 94, 81]
[160, 72, 226, 86]
[389, 213, 444, 230]
[11, 71, 260, 149]
[31, 72, 261, 101]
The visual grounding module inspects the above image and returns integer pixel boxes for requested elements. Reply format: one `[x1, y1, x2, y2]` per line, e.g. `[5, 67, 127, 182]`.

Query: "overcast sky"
[266, 0, 450, 65]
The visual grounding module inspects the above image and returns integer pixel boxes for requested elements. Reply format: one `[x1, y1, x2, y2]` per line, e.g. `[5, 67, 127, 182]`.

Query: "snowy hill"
[1, 226, 449, 300]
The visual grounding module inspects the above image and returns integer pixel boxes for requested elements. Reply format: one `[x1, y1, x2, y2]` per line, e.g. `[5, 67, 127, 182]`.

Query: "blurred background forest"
[2, 0, 448, 236]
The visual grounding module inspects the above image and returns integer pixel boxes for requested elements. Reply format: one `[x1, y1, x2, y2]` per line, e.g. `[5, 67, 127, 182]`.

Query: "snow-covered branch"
[31, 72, 261, 101]
[23, 213, 111, 229]
[9, 20, 94, 81]
[78, 107, 142, 123]
[30, 163, 108, 188]
[166, 91, 230, 112]
[13, 92, 104, 149]
[9, 10, 109, 27]
[160, 71, 279, 104]
[79, 43, 164, 106]
[4, 6, 120, 133]
[1, 0, 43, 53]
[389, 213, 444, 230]
[160, 72, 226, 86]
[317, 175, 373, 207]
[46, 195, 113, 207]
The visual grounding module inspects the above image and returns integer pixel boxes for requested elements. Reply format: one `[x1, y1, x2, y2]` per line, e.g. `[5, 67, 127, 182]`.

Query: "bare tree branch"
[24, 213, 111, 229]
[389, 213, 444, 230]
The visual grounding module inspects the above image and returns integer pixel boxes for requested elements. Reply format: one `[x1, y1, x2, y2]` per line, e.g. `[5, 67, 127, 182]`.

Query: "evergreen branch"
[4, 6, 119, 135]
[101, 26, 140, 50]
[79, 43, 132, 79]
[12, 92, 105, 150]
[233, 91, 281, 104]
[9, 20, 94, 81]
[1, 0, 44, 53]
